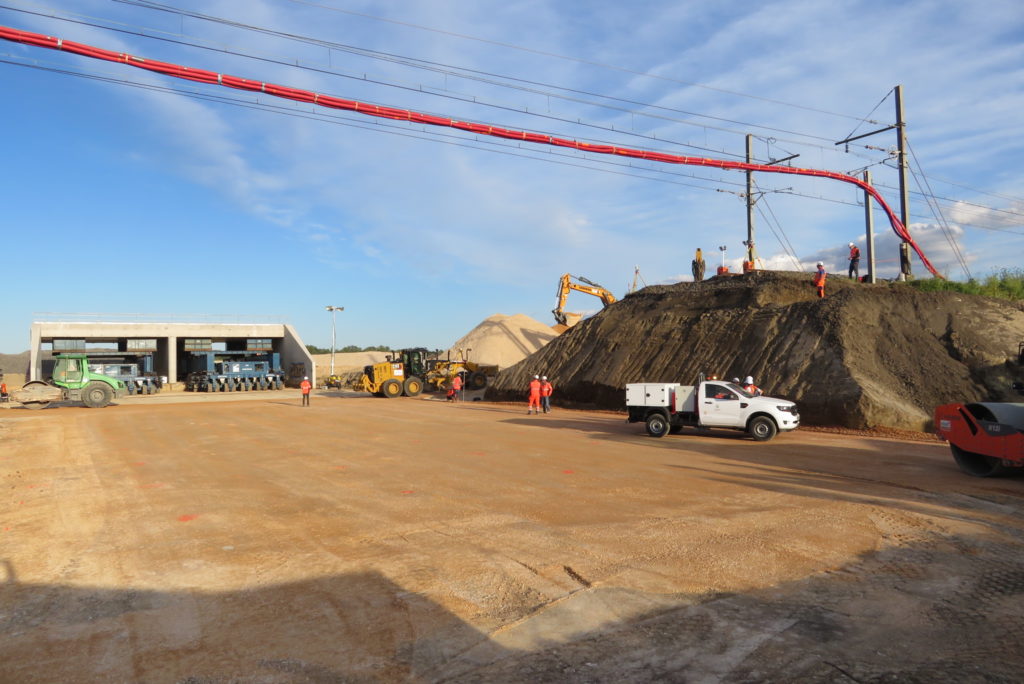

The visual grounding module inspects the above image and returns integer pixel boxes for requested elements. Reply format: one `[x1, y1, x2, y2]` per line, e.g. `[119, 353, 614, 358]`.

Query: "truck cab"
[626, 379, 799, 441]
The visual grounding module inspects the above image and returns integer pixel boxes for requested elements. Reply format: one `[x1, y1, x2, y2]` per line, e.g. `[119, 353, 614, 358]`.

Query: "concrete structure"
[29, 318, 315, 386]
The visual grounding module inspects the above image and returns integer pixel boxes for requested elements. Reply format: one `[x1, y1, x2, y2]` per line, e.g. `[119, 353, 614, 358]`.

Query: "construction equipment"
[423, 351, 498, 393]
[352, 348, 427, 398]
[552, 273, 617, 328]
[184, 351, 284, 392]
[11, 353, 127, 409]
[934, 395, 1024, 477]
[352, 348, 498, 397]
[933, 344, 1024, 477]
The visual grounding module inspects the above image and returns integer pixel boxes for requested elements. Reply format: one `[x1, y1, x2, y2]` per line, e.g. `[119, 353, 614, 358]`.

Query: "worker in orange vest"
[742, 376, 763, 396]
[527, 375, 542, 414]
[540, 376, 554, 413]
[813, 261, 827, 298]
[848, 242, 861, 280]
[300, 376, 312, 406]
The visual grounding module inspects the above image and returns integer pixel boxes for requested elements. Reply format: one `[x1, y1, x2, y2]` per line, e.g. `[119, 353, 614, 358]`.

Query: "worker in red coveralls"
[448, 373, 463, 402]
[848, 242, 861, 280]
[813, 261, 827, 298]
[300, 376, 312, 406]
[540, 376, 553, 413]
[527, 375, 542, 414]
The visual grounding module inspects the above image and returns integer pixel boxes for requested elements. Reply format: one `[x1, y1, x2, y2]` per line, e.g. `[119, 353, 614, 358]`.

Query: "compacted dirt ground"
[1, 391, 1022, 682]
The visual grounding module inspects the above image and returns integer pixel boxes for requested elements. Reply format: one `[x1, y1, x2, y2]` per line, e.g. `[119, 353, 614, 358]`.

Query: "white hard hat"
[541, 376, 547, 380]
[849, 242, 855, 247]
[817, 261, 824, 267]
[304, 376, 309, 380]
[534, 375, 539, 379]
[732, 378, 740, 383]
[745, 376, 754, 385]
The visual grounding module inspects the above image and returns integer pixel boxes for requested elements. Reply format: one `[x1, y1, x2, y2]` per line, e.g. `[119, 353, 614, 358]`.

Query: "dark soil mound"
[0, 351, 29, 385]
[486, 271, 1024, 430]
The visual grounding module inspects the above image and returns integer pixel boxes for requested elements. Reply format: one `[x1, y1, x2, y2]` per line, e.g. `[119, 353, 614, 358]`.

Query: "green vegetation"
[908, 268, 1024, 301]
[306, 344, 391, 354]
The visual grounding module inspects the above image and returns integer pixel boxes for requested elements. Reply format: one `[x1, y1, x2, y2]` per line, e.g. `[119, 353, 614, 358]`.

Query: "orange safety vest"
[814, 268, 827, 286]
[529, 379, 541, 396]
[540, 381, 553, 397]
[300, 380, 312, 394]
[452, 376, 463, 391]
[850, 246, 861, 260]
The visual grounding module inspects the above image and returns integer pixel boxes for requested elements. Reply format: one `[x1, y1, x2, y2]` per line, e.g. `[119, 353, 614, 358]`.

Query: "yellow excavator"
[552, 273, 617, 330]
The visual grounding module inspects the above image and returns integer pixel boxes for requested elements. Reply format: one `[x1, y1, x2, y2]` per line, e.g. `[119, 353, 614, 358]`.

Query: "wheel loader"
[11, 353, 127, 409]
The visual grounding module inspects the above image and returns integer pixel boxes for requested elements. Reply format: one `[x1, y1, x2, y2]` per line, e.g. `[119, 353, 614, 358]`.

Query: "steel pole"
[330, 309, 336, 376]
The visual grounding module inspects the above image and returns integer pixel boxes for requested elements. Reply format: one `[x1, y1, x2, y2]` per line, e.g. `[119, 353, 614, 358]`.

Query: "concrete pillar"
[29, 323, 42, 381]
[167, 335, 177, 383]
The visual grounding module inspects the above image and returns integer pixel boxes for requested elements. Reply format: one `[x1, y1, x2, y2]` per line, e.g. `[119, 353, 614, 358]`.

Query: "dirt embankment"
[0, 352, 29, 388]
[486, 271, 1024, 430]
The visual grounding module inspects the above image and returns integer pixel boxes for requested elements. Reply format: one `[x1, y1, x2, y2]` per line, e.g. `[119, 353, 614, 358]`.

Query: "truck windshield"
[725, 382, 755, 398]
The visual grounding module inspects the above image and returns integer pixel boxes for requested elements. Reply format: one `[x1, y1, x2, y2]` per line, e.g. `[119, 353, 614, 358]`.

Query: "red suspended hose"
[0, 25, 940, 276]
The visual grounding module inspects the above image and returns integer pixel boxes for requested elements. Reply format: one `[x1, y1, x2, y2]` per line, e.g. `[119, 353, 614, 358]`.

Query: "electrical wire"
[907, 140, 972, 279]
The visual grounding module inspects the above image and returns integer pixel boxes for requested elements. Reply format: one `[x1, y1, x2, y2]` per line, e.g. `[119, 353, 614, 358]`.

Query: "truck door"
[702, 383, 744, 426]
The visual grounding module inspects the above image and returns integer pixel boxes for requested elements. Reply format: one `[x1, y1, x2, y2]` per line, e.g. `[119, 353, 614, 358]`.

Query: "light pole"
[325, 305, 344, 376]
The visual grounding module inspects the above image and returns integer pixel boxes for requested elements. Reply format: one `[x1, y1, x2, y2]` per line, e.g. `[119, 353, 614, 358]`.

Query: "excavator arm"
[553, 274, 617, 326]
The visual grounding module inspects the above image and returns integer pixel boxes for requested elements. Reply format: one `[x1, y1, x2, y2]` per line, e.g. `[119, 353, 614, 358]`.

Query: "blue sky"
[1, 0, 1022, 353]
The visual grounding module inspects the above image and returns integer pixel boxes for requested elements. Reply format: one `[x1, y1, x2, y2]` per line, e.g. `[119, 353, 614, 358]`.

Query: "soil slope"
[486, 271, 1024, 429]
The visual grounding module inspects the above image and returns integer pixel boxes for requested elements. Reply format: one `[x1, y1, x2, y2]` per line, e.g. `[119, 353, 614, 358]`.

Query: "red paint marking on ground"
[562, 470, 575, 474]
[401, 490, 415, 495]
[177, 514, 198, 522]
[332, 465, 347, 470]
[471, 451, 486, 457]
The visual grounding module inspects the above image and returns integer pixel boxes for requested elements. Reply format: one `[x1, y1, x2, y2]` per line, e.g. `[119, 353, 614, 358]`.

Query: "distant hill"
[486, 271, 1024, 430]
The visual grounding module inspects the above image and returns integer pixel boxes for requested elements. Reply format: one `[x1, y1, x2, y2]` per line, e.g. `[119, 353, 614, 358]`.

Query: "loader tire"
[381, 379, 403, 398]
[403, 377, 423, 397]
[645, 412, 670, 438]
[82, 382, 113, 409]
[951, 444, 1007, 477]
[748, 415, 778, 441]
[468, 372, 488, 390]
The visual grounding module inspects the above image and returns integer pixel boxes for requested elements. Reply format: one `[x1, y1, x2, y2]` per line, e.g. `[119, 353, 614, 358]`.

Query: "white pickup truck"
[626, 379, 799, 441]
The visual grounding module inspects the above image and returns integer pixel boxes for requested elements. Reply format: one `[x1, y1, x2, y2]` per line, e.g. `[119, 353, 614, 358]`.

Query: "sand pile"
[486, 271, 1024, 430]
[0, 352, 29, 388]
[445, 313, 556, 369]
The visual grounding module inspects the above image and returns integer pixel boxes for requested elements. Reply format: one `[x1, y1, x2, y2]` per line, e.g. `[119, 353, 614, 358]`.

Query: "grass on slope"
[908, 268, 1024, 301]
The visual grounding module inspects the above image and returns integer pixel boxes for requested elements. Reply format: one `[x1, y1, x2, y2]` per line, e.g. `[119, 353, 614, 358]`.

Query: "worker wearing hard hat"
[527, 375, 542, 414]
[848, 242, 861, 280]
[540, 376, 554, 413]
[813, 262, 827, 298]
[743, 376, 763, 396]
[300, 376, 312, 406]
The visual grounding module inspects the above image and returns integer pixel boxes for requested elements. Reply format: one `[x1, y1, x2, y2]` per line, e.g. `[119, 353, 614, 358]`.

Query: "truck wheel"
[381, 379, 403, 398]
[82, 382, 113, 409]
[748, 415, 778, 441]
[951, 444, 1007, 477]
[645, 412, 670, 438]
[403, 377, 423, 397]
